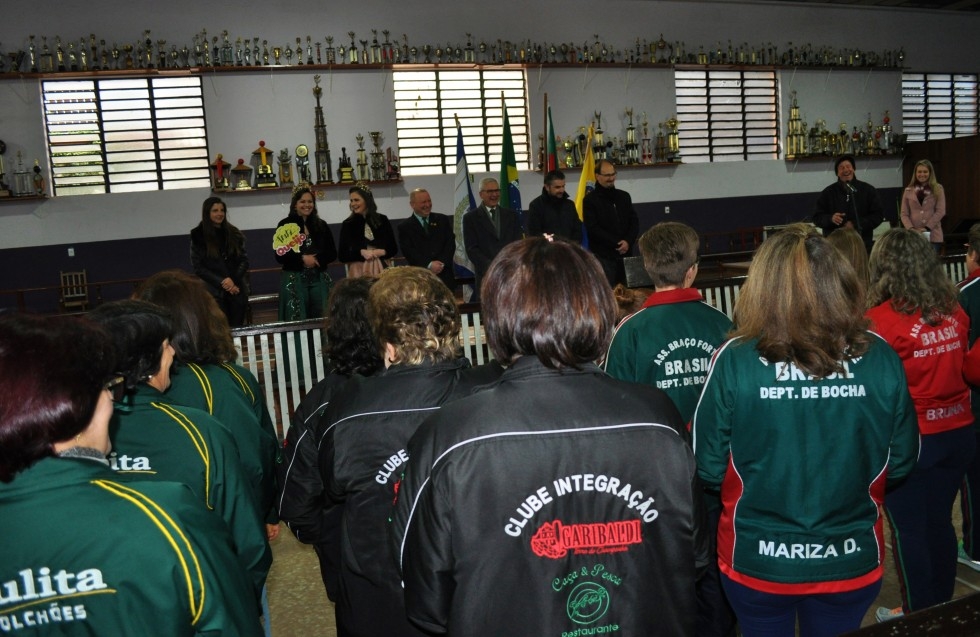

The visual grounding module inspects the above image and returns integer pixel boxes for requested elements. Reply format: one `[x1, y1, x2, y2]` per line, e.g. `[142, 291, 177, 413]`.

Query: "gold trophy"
[209, 153, 231, 191]
[295, 144, 311, 184]
[355, 134, 369, 181]
[278, 148, 293, 185]
[252, 141, 278, 188]
[230, 159, 252, 191]
[666, 116, 680, 162]
[338, 147, 355, 183]
[369, 132, 385, 181]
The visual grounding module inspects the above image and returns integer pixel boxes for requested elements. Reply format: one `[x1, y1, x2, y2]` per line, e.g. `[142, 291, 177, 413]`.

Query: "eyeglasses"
[104, 376, 126, 402]
[597, 172, 617, 177]
[481, 189, 501, 194]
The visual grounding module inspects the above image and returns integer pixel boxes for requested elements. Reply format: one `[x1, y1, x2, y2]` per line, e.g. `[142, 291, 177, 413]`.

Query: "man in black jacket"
[812, 154, 884, 251]
[583, 159, 639, 286]
[462, 176, 523, 302]
[397, 188, 457, 291]
[527, 169, 583, 242]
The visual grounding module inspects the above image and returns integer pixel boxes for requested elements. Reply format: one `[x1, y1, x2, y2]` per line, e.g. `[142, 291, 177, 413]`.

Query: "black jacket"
[338, 213, 398, 264]
[190, 224, 249, 297]
[462, 205, 523, 300]
[583, 183, 639, 260]
[527, 188, 583, 242]
[316, 358, 498, 637]
[813, 178, 884, 247]
[398, 213, 457, 289]
[273, 212, 337, 272]
[393, 357, 709, 637]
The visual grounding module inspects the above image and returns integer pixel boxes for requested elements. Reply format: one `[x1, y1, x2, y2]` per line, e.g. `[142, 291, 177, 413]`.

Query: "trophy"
[386, 147, 400, 180]
[348, 32, 358, 64]
[32, 160, 45, 196]
[382, 30, 395, 63]
[12, 152, 34, 197]
[295, 144, 311, 184]
[312, 75, 333, 183]
[28, 35, 37, 73]
[39, 36, 54, 73]
[355, 134, 369, 181]
[464, 33, 475, 63]
[624, 109, 638, 164]
[278, 148, 293, 185]
[370, 30, 381, 64]
[306, 36, 314, 65]
[230, 159, 253, 190]
[369, 132, 385, 181]
[666, 116, 680, 161]
[337, 147, 355, 183]
[785, 91, 806, 159]
[209, 153, 231, 190]
[55, 37, 66, 72]
[325, 36, 336, 65]
[0, 141, 10, 197]
[655, 123, 667, 163]
[593, 111, 605, 161]
[252, 141, 278, 188]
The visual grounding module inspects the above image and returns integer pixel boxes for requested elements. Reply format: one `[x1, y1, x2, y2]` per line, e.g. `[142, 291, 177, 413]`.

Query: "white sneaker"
[958, 543, 980, 572]
[875, 606, 903, 623]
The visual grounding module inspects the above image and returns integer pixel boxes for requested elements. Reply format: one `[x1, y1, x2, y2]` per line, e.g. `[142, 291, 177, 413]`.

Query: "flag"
[499, 101, 522, 223]
[574, 125, 596, 249]
[546, 106, 558, 172]
[453, 119, 476, 281]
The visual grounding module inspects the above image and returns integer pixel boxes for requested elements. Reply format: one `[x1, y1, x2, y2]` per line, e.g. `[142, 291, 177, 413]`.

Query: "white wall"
[0, 0, 976, 252]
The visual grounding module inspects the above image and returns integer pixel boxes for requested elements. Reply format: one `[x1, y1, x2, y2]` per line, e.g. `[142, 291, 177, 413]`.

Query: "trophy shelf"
[0, 195, 47, 203]
[533, 161, 681, 173]
[1, 61, 906, 82]
[213, 178, 402, 195]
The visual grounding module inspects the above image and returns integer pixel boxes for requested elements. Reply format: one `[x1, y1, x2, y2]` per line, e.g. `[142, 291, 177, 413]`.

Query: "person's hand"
[832, 212, 845, 226]
[361, 248, 375, 261]
[302, 254, 319, 268]
[266, 523, 280, 541]
[616, 240, 629, 255]
[430, 260, 444, 273]
[221, 277, 235, 293]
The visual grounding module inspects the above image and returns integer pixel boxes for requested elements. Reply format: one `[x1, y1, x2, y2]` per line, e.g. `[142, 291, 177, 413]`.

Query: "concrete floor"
[265, 498, 980, 636]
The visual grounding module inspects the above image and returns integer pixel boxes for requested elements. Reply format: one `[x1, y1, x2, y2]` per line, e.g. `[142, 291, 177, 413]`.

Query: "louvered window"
[902, 73, 978, 142]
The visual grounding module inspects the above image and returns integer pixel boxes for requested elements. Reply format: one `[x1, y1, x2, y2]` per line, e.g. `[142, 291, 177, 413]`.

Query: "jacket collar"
[641, 287, 704, 308]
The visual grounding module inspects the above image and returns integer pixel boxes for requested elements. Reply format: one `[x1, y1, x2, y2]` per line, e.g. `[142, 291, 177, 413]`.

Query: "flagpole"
[543, 93, 548, 171]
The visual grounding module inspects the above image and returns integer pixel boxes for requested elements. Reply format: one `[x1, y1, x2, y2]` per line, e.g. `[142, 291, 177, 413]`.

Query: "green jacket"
[110, 384, 271, 596]
[165, 362, 280, 522]
[0, 457, 262, 636]
[692, 335, 919, 593]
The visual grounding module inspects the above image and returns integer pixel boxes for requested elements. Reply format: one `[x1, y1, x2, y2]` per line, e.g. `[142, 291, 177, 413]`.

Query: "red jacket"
[866, 302, 972, 435]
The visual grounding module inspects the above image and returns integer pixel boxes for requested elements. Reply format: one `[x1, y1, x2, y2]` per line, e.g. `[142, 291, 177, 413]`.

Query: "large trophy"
[624, 109, 638, 165]
[209, 153, 231, 190]
[312, 76, 333, 183]
[785, 91, 807, 159]
[369, 132, 386, 181]
[593, 112, 605, 161]
[666, 116, 680, 162]
[230, 158, 253, 191]
[641, 113, 653, 165]
[252, 141, 278, 188]
[295, 144, 311, 184]
[355, 134, 369, 181]
[12, 151, 33, 197]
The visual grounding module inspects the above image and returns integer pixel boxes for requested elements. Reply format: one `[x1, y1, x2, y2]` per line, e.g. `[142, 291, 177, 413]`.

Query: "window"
[392, 69, 529, 175]
[902, 73, 978, 142]
[42, 77, 210, 195]
[674, 69, 778, 163]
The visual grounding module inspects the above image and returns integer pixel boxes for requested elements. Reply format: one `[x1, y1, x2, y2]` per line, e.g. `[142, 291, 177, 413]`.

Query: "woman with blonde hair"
[900, 159, 945, 252]
[867, 227, 974, 621]
[826, 227, 869, 291]
[693, 224, 919, 636]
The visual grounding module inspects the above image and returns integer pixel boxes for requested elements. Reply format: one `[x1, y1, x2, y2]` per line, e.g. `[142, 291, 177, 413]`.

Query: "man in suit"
[398, 188, 457, 292]
[463, 177, 523, 303]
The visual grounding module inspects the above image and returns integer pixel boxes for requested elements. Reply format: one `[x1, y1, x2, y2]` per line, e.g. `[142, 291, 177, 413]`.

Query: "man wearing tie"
[463, 177, 523, 302]
[398, 188, 457, 292]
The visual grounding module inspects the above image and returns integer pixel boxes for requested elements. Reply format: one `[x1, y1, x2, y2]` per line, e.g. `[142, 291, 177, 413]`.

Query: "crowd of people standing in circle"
[3, 155, 978, 637]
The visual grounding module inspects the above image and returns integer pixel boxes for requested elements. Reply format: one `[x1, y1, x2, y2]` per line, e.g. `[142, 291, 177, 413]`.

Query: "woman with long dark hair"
[191, 196, 249, 326]
[338, 183, 397, 277]
[274, 185, 337, 321]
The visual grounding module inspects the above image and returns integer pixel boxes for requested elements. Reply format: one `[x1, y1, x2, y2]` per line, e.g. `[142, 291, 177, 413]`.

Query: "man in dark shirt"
[462, 177, 523, 302]
[813, 154, 884, 251]
[398, 188, 457, 291]
[527, 169, 582, 242]
[583, 159, 639, 286]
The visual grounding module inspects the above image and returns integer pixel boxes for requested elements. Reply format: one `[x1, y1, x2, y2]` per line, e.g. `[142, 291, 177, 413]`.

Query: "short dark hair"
[968, 223, 980, 256]
[834, 155, 856, 173]
[325, 277, 383, 377]
[482, 238, 616, 368]
[544, 170, 565, 185]
[0, 312, 116, 482]
[89, 300, 173, 390]
[135, 270, 237, 365]
[638, 222, 700, 288]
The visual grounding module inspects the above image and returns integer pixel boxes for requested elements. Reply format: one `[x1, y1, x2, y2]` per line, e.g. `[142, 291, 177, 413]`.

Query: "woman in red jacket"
[866, 228, 974, 621]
